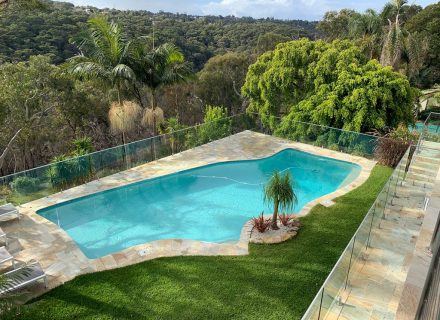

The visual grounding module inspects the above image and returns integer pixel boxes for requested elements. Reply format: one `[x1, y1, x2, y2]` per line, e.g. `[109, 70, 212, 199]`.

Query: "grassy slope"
[14, 165, 392, 320]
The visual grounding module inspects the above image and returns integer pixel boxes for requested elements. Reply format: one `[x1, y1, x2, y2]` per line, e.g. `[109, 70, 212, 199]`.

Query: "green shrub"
[314, 134, 328, 147]
[351, 144, 367, 156]
[197, 106, 232, 144]
[328, 143, 340, 151]
[46, 152, 95, 189]
[10, 176, 40, 194]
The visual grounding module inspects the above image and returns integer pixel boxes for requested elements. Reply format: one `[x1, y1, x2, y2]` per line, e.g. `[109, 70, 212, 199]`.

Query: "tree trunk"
[0, 128, 22, 171]
[151, 90, 157, 160]
[271, 200, 279, 230]
[152, 90, 157, 136]
[117, 83, 122, 105]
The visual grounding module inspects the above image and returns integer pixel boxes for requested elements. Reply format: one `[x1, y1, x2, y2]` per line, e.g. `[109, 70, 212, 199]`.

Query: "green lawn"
[13, 165, 392, 320]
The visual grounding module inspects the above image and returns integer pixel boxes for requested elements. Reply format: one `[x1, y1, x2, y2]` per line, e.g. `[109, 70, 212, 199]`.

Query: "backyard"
[8, 165, 392, 320]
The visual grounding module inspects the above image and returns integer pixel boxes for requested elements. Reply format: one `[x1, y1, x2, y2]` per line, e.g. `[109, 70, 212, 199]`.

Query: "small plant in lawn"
[252, 212, 270, 233]
[279, 213, 294, 226]
[264, 171, 297, 230]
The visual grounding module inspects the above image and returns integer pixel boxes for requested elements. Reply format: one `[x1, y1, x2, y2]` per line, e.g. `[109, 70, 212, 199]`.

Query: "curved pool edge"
[7, 131, 376, 297]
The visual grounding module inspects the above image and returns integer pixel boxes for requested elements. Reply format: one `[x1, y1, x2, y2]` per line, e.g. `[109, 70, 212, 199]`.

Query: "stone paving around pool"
[0, 131, 375, 298]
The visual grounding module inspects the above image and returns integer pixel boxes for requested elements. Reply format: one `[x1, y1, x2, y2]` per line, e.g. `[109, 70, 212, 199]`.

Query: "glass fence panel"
[302, 146, 412, 320]
[301, 289, 323, 320]
[351, 210, 373, 264]
[250, 115, 381, 159]
[0, 113, 259, 205]
[320, 238, 356, 318]
[419, 112, 440, 143]
[126, 137, 155, 167]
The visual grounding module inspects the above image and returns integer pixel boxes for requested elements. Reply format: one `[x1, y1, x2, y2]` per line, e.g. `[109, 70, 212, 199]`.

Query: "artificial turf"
[12, 165, 392, 320]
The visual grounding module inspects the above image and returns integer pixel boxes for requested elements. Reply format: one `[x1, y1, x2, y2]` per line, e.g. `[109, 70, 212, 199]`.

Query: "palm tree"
[380, 0, 408, 70]
[65, 16, 136, 104]
[131, 42, 192, 135]
[264, 171, 297, 230]
[349, 9, 382, 59]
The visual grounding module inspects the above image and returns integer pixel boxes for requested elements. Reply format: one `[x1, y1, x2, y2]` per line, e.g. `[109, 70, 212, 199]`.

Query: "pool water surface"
[37, 148, 361, 259]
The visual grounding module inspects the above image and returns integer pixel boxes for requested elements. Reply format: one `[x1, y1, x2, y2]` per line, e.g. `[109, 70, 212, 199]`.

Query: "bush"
[197, 106, 232, 144]
[279, 213, 293, 226]
[252, 213, 271, 233]
[374, 124, 418, 167]
[350, 141, 372, 157]
[10, 176, 40, 194]
[47, 152, 95, 189]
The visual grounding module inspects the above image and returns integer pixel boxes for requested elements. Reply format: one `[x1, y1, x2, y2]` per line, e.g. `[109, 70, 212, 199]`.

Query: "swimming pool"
[37, 149, 361, 259]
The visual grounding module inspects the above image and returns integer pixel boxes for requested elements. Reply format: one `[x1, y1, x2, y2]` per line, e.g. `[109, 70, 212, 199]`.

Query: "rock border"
[250, 218, 301, 244]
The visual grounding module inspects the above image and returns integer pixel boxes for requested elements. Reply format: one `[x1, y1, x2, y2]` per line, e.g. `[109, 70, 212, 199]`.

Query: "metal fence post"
[317, 289, 324, 320]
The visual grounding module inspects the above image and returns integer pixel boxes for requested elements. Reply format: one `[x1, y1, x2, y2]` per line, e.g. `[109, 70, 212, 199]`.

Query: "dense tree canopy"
[406, 2, 440, 87]
[242, 39, 415, 134]
[316, 2, 435, 87]
[0, 55, 109, 173]
[317, 9, 357, 40]
[0, 0, 316, 70]
[196, 52, 252, 115]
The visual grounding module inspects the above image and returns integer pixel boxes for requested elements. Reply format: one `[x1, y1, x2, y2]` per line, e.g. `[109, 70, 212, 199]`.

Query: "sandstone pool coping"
[1, 131, 375, 297]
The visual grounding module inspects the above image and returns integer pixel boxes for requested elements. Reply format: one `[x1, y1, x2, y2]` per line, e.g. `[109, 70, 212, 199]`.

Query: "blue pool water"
[413, 122, 440, 134]
[37, 149, 361, 259]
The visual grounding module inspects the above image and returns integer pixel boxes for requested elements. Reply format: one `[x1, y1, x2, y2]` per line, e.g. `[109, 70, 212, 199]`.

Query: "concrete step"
[410, 165, 439, 176]
[403, 178, 434, 189]
[413, 155, 440, 166]
[406, 172, 436, 184]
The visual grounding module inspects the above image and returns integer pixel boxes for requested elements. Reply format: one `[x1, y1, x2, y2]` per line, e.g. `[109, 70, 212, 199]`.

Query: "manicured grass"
[14, 165, 392, 320]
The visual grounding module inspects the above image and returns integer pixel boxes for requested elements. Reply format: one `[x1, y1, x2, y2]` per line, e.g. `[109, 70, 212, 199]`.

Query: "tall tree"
[196, 52, 251, 115]
[0, 56, 60, 171]
[349, 9, 382, 59]
[380, 0, 408, 70]
[406, 2, 440, 87]
[131, 42, 191, 135]
[242, 39, 416, 134]
[317, 9, 356, 40]
[65, 16, 136, 104]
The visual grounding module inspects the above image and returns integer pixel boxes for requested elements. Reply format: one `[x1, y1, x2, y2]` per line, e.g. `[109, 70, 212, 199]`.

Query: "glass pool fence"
[0, 113, 411, 205]
[417, 112, 440, 144]
[300, 145, 413, 320]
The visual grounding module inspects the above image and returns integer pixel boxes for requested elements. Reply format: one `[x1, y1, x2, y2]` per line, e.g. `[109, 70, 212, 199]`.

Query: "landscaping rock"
[249, 220, 300, 244]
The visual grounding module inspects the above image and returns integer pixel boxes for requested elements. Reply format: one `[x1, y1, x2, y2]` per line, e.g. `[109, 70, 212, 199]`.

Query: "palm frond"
[112, 64, 136, 82]
[264, 171, 297, 211]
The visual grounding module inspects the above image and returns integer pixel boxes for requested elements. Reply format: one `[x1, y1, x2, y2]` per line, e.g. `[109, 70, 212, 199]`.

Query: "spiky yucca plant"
[264, 171, 297, 230]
